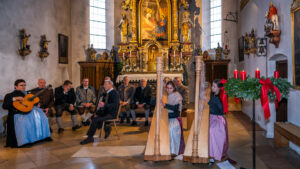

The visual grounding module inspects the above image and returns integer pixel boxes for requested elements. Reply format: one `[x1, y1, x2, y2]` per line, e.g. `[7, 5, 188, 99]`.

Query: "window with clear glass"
[210, 0, 222, 49]
[90, 0, 106, 49]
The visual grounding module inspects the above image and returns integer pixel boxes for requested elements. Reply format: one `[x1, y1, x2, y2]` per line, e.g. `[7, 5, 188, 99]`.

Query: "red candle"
[274, 70, 279, 79]
[225, 45, 228, 49]
[241, 70, 246, 82]
[234, 70, 239, 79]
[255, 68, 260, 79]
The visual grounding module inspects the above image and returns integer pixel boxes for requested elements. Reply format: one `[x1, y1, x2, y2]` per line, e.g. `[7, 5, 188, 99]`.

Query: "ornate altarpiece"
[117, 0, 193, 76]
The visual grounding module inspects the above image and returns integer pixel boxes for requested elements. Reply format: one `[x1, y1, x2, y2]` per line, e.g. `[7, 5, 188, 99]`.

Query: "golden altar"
[117, 0, 194, 74]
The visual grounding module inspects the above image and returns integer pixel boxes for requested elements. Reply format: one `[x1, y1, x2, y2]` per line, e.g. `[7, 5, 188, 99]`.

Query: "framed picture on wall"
[58, 34, 68, 64]
[292, 1, 300, 89]
[238, 36, 244, 62]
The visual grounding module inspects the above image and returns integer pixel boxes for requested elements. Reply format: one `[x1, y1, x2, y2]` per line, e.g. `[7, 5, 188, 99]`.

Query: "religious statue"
[121, 0, 132, 10]
[20, 29, 31, 50]
[265, 2, 279, 31]
[117, 13, 129, 44]
[215, 43, 223, 60]
[181, 11, 193, 43]
[203, 50, 211, 61]
[249, 29, 257, 54]
[264, 2, 281, 48]
[87, 44, 97, 61]
[38, 35, 51, 60]
[148, 46, 157, 71]
[40, 35, 51, 52]
[244, 32, 250, 54]
[18, 29, 31, 57]
[181, 0, 189, 9]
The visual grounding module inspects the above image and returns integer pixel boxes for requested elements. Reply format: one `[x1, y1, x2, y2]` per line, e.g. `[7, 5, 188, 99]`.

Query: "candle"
[274, 70, 279, 79]
[173, 50, 176, 65]
[241, 70, 246, 82]
[130, 50, 132, 58]
[255, 68, 260, 79]
[234, 69, 239, 79]
[122, 52, 125, 62]
[225, 45, 228, 50]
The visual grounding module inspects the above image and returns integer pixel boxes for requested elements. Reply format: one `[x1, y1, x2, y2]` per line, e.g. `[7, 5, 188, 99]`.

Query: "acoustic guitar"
[13, 85, 52, 113]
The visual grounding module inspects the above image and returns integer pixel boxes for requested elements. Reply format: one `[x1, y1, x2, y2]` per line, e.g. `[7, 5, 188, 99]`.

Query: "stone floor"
[1, 112, 300, 169]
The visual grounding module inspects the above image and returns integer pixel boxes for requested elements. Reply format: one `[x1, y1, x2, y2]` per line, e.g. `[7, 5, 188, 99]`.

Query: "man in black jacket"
[80, 80, 120, 145]
[130, 78, 152, 126]
[54, 80, 81, 133]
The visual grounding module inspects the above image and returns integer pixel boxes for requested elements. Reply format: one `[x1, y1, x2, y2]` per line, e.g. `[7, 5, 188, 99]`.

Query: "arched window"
[90, 0, 106, 49]
[210, 0, 222, 49]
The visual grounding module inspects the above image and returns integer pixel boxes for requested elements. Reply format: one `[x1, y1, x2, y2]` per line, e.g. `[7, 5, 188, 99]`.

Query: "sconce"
[224, 12, 238, 23]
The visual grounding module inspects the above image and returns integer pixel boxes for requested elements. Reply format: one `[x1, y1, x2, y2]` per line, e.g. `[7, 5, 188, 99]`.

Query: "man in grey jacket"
[76, 78, 96, 126]
[118, 76, 135, 123]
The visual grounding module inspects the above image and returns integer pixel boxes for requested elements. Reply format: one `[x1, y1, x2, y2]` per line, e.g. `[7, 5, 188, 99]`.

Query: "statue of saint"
[40, 35, 51, 52]
[265, 2, 279, 31]
[117, 13, 128, 44]
[20, 29, 31, 50]
[87, 44, 97, 61]
[148, 46, 157, 71]
[181, 11, 193, 43]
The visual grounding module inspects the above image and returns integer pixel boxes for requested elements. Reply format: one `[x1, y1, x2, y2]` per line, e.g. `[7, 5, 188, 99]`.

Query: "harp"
[144, 57, 172, 161]
[183, 55, 210, 163]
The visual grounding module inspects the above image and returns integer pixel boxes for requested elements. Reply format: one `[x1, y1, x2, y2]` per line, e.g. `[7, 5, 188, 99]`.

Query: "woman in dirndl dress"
[162, 81, 185, 156]
[208, 79, 229, 162]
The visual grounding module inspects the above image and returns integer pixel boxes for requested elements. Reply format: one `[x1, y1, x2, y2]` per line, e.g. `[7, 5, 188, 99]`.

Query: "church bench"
[274, 122, 300, 148]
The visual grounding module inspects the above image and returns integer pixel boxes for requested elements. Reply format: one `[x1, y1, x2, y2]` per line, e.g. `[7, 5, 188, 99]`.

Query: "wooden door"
[276, 60, 287, 122]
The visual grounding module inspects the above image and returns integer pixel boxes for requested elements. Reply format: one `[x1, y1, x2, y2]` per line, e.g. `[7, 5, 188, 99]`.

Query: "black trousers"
[54, 104, 77, 117]
[87, 114, 113, 137]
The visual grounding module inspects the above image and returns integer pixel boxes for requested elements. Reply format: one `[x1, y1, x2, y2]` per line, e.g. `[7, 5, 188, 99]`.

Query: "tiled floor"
[1, 112, 300, 169]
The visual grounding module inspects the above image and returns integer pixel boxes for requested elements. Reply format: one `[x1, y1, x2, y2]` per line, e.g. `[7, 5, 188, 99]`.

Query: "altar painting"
[141, 0, 168, 41]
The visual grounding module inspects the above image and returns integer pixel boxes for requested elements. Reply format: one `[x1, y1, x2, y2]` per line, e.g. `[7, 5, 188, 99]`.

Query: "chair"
[99, 103, 122, 140]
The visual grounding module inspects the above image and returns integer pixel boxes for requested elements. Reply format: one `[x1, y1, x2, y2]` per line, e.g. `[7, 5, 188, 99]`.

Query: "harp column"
[192, 55, 203, 157]
[154, 56, 163, 156]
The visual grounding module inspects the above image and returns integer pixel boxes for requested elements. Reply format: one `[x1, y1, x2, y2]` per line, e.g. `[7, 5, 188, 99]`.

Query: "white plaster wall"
[238, 0, 300, 153]
[70, 0, 90, 87]
[0, 0, 72, 95]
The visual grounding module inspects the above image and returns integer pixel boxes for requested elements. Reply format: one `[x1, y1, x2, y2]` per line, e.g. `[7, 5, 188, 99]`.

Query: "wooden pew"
[274, 122, 300, 148]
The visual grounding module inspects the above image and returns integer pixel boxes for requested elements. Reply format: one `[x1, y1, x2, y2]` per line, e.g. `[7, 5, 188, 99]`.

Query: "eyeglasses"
[19, 84, 26, 86]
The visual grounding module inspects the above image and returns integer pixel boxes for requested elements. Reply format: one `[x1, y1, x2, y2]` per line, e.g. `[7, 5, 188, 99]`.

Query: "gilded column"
[172, 0, 179, 42]
[131, 0, 138, 43]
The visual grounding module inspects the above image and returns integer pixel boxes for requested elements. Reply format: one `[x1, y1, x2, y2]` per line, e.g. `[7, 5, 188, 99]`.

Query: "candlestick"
[234, 69, 239, 79]
[123, 52, 125, 62]
[241, 70, 246, 82]
[274, 70, 279, 79]
[255, 68, 260, 79]
[173, 50, 176, 68]
[130, 50, 132, 58]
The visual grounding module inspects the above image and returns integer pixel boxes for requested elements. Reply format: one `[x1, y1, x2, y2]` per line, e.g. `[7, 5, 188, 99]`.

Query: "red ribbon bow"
[259, 78, 281, 120]
[220, 79, 229, 114]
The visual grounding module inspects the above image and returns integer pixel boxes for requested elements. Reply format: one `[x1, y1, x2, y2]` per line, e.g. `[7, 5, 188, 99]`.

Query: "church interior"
[1, 0, 300, 168]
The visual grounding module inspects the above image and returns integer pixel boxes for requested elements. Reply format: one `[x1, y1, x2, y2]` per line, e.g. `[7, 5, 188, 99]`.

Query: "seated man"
[29, 78, 55, 132]
[80, 80, 120, 144]
[76, 78, 96, 126]
[118, 76, 135, 124]
[2, 79, 51, 148]
[130, 78, 152, 126]
[54, 80, 81, 133]
[97, 76, 115, 98]
[174, 77, 189, 112]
